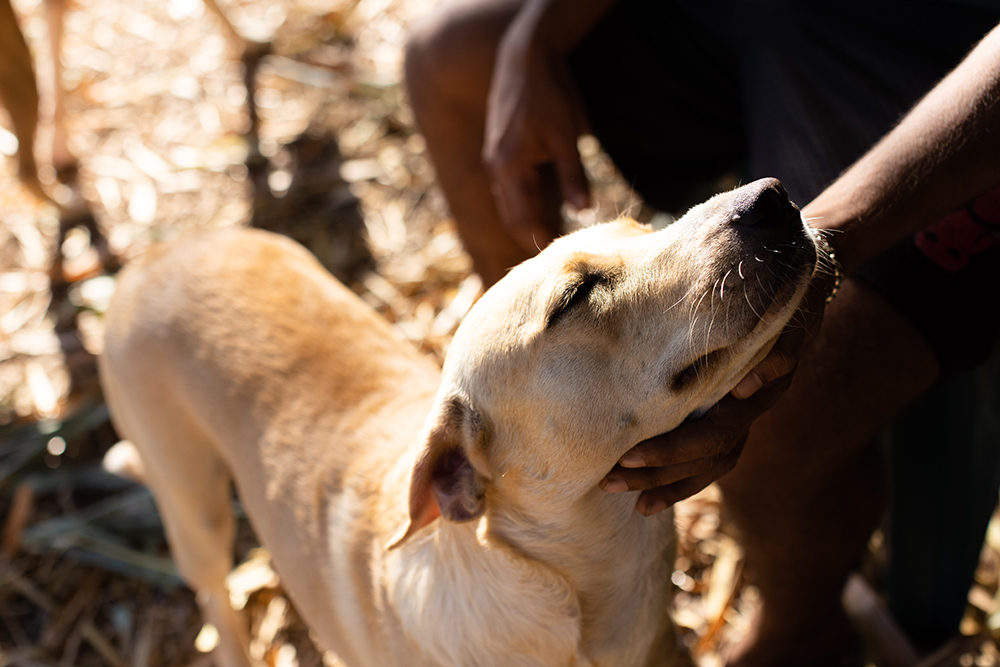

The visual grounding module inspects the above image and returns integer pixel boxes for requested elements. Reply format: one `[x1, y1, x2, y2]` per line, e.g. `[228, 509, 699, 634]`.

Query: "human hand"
[600, 264, 836, 515]
[483, 30, 590, 253]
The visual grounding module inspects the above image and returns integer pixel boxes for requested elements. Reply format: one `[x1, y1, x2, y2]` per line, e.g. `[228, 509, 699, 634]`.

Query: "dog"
[98, 177, 820, 667]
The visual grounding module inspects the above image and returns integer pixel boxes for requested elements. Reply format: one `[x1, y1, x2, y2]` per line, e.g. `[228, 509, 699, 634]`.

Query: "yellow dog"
[100, 178, 819, 667]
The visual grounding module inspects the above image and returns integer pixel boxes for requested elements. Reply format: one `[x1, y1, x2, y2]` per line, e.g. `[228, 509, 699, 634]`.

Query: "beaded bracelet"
[815, 235, 843, 304]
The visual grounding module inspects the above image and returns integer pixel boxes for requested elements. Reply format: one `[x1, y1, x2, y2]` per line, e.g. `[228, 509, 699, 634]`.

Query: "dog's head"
[391, 178, 820, 546]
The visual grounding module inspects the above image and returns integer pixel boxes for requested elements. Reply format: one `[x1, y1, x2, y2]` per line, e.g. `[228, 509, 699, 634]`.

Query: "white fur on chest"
[386, 521, 588, 667]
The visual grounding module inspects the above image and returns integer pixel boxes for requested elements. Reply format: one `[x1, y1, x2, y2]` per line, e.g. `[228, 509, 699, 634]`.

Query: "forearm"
[803, 22, 1000, 274]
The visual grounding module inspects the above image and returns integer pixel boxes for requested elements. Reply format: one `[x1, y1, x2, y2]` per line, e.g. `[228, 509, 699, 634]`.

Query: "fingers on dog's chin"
[613, 457, 715, 491]
[759, 347, 798, 382]
[735, 348, 796, 400]
[714, 391, 775, 430]
[731, 371, 763, 400]
[636, 488, 679, 516]
[632, 432, 705, 468]
[637, 497, 668, 516]
[637, 476, 713, 515]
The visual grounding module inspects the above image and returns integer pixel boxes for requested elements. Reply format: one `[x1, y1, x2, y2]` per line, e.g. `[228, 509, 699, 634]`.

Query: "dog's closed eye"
[546, 271, 611, 329]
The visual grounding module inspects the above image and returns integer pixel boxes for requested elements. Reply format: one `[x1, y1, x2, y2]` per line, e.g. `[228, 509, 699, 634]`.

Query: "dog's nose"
[729, 178, 799, 229]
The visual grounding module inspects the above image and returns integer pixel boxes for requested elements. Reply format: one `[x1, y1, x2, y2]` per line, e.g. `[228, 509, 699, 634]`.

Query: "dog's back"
[100, 228, 440, 666]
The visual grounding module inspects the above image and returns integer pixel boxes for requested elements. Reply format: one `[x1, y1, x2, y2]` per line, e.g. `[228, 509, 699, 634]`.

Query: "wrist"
[503, 0, 623, 58]
[801, 188, 870, 276]
[812, 234, 843, 304]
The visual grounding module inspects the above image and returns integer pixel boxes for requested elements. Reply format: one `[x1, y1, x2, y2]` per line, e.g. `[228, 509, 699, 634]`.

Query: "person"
[404, 0, 1000, 663]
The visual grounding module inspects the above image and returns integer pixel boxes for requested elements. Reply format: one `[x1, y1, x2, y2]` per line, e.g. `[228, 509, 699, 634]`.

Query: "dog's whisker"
[664, 282, 700, 313]
[720, 269, 733, 303]
[742, 280, 763, 320]
[725, 290, 734, 339]
[687, 286, 713, 351]
[690, 288, 711, 341]
[703, 288, 719, 359]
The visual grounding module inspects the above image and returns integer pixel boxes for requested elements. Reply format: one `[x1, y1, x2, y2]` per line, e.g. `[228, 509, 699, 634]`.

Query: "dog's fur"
[99, 178, 819, 667]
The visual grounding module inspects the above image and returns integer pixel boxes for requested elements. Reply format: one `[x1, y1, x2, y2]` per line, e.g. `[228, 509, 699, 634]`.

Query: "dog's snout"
[730, 178, 798, 230]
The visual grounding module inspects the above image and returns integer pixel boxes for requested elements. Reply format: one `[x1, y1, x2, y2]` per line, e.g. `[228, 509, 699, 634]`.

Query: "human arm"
[806, 22, 1000, 273]
[483, 0, 622, 252]
[603, 21, 1000, 514]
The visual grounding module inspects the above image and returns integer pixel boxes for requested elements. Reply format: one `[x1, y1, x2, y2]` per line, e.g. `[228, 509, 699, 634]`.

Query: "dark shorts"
[568, 0, 1000, 375]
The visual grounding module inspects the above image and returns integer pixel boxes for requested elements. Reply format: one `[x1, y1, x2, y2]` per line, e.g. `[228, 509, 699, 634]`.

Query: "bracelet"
[815, 235, 843, 304]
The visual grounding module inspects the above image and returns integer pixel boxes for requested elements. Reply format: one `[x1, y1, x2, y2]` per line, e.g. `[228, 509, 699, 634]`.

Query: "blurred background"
[2, 0, 1000, 665]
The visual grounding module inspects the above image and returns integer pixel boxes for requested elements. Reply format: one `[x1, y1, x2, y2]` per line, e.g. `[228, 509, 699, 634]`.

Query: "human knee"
[404, 6, 472, 106]
[404, 0, 510, 111]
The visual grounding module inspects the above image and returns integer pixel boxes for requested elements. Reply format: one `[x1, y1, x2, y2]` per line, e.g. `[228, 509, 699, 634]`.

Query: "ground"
[1, 0, 1000, 665]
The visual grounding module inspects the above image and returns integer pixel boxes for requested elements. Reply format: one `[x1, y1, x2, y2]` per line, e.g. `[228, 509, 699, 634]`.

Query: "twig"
[0, 561, 56, 613]
[175, 655, 215, 667]
[915, 634, 993, 667]
[45, 529, 181, 589]
[130, 613, 154, 667]
[41, 570, 103, 651]
[2, 483, 34, 558]
[79, 619, 128, 667]
[695, 561, 744, 655]
[0, 401, 109, 488]
[0, 598, 32, 647]
[21, 487, 156, 544]
[20, 487, 183, 587]
[58, 623, 83, 667]
[20, 464, 134, 497]
[263, 55, 345, 90]
[0, 647, 58, 667]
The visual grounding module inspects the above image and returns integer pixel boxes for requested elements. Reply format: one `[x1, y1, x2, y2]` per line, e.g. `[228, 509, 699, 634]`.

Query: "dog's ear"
[387, 397, 488, 549]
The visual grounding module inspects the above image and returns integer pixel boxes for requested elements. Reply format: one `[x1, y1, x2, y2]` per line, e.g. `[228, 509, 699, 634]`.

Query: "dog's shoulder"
[384, 522, 592, 667]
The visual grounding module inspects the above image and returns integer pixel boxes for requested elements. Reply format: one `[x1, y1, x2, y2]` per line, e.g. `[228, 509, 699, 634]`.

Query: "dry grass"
[1, 0, 1000, 665]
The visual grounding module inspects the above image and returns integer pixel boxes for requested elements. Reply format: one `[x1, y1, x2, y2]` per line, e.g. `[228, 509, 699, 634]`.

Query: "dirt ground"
[2, 0, 1000, 665]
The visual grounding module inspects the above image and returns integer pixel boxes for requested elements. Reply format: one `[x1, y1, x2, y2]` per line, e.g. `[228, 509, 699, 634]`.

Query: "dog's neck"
[487, 480, 676, 643]
[386, 466, 675, 666]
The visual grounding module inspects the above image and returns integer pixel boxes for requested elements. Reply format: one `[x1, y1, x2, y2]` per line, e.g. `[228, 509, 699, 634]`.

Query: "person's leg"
[405, 0, 532, 287]
[859, 188, 1000, 646]
[0, 0, 48, 201]
[888, 352, 1000, 649]
[405, 0, 747, 286]
[719, 279, 940, 666]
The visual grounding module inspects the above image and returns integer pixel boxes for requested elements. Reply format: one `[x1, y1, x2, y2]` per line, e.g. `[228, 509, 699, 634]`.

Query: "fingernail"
[641, 500, 667, 516]
[602, 478, 628, 493]
[732, 371, 763, 399]
[619, 452, 646, 468]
